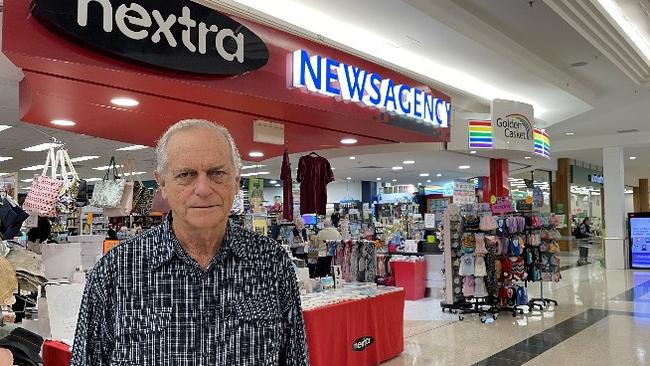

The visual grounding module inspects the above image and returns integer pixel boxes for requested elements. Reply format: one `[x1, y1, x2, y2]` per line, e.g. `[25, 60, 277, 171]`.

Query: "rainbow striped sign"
[534, 128, 551, 158]
[468, 120, 493, 149]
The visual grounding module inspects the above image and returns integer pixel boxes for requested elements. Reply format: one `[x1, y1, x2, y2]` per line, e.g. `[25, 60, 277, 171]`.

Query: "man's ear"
[154, 170, 166, 198]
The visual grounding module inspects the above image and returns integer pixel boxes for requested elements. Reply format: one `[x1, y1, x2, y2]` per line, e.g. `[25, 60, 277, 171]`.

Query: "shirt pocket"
[111, 306, 173, 366]
[220, 296, 283, 366]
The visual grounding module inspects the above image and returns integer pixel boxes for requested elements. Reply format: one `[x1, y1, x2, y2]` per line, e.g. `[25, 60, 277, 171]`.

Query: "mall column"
[489, 159, 509, 198]
[639, 179, 649, 212]
[603, 147, 626, 269]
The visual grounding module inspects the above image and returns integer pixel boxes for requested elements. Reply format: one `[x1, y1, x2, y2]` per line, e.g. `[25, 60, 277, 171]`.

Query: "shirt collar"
[149, 213, 247, 270]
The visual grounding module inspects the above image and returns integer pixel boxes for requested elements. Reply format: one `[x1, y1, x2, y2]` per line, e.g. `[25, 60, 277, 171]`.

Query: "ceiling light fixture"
[392, 179, 397, 182]
[274, 184, 281, 187]
[242, 164, 267, 170]
[459, 165, 471, 170]
[470, 151, 477, 154]
[436, 173, 442, 177]
[392, 166, 403, 171]
[376, 178, 382, 181]
[51, 119, 76, 127]
[249, 152, 264, 158]
[23, 142, 63, 152]
[93, 164, 124, 171]
[116, 145, 148, 151]
[0, 125, 11, 133]
[524, 156, 532, 160]
[419, 173, 430, 177]
[349, 156, 356, 160]
[0, 157, 13, 162]
[123, 171, 147, 177]
[270, 180, 278, 184]
[85, 178, 103, 182]
[630, 156, 638, 160]
[21, 178, 33, 183]
[69, 156, 100, 162]
[346, 177, 352, 180]
[340, 138, 358, 144]
[111, 97, 140, 107]
[427, 180, 432, 183]
[565, 132, 575, 136]
[596, 0, 650, 62]
[403, 160, 415, 165]
[21, 165, 46, 171]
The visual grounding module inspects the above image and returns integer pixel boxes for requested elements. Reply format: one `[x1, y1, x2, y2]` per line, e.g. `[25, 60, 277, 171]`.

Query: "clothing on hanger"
[297, 154, 334, 216]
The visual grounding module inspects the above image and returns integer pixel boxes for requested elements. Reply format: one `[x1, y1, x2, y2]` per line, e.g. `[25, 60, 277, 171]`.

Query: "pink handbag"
[22, 149, 64, 218]
[150, 189, 171, 214]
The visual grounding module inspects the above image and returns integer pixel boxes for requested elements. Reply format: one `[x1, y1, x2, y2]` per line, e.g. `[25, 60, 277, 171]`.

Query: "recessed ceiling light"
[346, 177, 352, 180]
[376, 178, 382, 181]
[525, 156, 532, 160]
[630, 156, 638, 160]
[470, 151, 477, 154]
[23, 142, 63, 152]
[85, 178, 103, 182]
[341, 138, 358, 144]
[331, 167, 336, 170]
[0, 125, 11, 133]
[392, 166, 403, 171]
[459, 165, 471, 170]
[436, 173, 442, 177]
[392, 179, 397, 182]
[419, 173, 430, 177]
[0, 157, 13, 162]
[51, 119, 76, 127]
[349, 156, 356, 160]
[270, 180, 278, 184]
[93, 164, 124, 171]
[418, 183, 422, 186]
[21, 178, 33, 183]
[427, 180, 432, 183]
[249, 152, 264, 158]
[69, 156, 100, 162]
[111, 97, 140, 107]
[274, 184, 281, 187]
[565, 132, 575, 136]
[403, 160, 415, 165]
[117, 145, 148, 151]
[256, 172, 270, 175]
[123, 171, 146, 177]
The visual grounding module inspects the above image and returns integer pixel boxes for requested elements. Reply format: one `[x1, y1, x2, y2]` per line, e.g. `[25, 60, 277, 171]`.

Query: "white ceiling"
[3, 0, 650, 188]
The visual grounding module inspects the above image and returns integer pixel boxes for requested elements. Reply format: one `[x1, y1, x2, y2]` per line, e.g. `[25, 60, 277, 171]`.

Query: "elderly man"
[71, 120, 309, 366]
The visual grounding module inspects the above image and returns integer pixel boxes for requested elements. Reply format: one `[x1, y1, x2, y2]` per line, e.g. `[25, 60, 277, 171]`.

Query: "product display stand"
[440, 205, 472, 313]
[529, 281, 558, 309]
[528, 214, 560, 309]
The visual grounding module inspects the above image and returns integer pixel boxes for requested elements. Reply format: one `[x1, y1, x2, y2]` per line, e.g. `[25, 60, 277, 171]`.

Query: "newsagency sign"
[491, 99, 534, 152]
[31, 0, 269, 75]
[292, 49, 452, 129]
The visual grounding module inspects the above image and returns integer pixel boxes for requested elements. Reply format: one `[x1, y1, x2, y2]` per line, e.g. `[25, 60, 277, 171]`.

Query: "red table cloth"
[391, 261, 427, 300]
[43, 290, 405, 366]
[302, 290, 405, 366]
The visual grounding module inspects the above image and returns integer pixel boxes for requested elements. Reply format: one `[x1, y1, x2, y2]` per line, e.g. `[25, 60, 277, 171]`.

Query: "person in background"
[290, 217, 308, 260]
[116, 226, 129, 241]
[314, 219, 341, 277]
[25, 217, 51, 255]
[106, 225, 117, 240]
[574, 217, 594, 265]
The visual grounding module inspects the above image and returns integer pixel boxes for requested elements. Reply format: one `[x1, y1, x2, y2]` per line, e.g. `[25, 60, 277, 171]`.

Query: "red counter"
[391, 261, 427, 300]
[302, 290, 405, 366]
[44, 290, 405, 366]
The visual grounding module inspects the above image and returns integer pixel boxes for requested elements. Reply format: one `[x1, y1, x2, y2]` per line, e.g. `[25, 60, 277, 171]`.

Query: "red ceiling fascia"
[3, 0, 451, 157]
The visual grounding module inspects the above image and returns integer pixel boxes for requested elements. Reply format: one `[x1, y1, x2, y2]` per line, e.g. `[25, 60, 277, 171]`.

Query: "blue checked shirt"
[70, 215, 309, 366]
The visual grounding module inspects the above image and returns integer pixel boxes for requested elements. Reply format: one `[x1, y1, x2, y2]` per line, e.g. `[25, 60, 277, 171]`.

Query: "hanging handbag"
[75, 179, 89, 207]
[56, 149, 81, 215]
[91, 157, 126, 208]
[125, 158, 152, 216]
[22, 149, 64, 217]
[104, 159, 135, 217]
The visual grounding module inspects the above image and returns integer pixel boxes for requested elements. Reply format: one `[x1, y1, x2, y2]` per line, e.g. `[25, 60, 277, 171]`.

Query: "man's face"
[155, 128, 240, 231]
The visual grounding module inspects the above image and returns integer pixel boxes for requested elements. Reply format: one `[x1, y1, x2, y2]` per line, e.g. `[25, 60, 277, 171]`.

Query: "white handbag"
[104, 158, 135, 217]
[91, 157, 126, 209]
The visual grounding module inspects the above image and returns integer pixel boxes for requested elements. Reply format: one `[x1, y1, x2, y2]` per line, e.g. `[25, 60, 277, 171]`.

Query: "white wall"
[260, 181, 363, 204]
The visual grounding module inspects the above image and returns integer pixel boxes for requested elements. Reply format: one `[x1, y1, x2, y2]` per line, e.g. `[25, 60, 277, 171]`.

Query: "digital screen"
[629, 217, 650, 268]
[301, 214, 317, 226]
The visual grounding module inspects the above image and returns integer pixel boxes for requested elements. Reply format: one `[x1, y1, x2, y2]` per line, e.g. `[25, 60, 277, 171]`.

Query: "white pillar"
[603, 147, 627, 269]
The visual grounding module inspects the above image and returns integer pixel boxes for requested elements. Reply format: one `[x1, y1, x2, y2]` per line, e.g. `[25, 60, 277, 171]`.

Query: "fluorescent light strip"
[0, 157, 13, 162]
[69, 156, 100, 163]
[93, 165, 124, 171]
[242, 165, 267, 170]
[0, 125, 12, 133]
[21, 165, 46, 171]
[23, 143, 63, 152]
[116, 145, 148, 151]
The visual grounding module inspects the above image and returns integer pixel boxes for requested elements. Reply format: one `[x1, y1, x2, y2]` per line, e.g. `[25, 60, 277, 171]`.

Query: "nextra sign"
[31, 0, 270, 75]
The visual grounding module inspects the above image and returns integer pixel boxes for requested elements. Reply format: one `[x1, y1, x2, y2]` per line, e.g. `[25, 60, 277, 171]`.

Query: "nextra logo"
[77, 0, 244, 62]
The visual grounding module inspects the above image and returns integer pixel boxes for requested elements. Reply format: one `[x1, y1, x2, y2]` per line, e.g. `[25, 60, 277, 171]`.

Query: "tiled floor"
[385, 261, 650, 366]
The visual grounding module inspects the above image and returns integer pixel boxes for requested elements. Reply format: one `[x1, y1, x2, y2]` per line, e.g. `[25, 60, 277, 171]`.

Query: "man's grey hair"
[156, 119, 242, 173]
[323, 218, 333, 228]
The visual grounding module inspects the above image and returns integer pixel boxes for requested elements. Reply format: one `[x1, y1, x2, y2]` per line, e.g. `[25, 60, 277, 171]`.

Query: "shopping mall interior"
[1, 0, 650, 365]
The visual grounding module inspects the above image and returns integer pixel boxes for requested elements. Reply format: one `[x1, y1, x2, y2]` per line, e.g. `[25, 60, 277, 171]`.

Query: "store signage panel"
[629, 214, 650, 269]
[453, 180, 476, 205]
[533, 128, 551, 158]
[491, 99, 534, 152]
[292, 49, 452, 128]
[492, 197, 512, 214]
[468, 120, 493, 149]
[31, 0, 269, 75]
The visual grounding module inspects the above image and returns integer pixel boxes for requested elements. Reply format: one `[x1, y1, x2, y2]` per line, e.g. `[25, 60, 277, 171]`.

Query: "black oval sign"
[352, 336, 374, 352]
[31, 0, 269, 75]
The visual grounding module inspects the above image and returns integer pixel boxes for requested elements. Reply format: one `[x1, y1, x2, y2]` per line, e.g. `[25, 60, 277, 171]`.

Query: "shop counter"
[391, 260, 427, 300]
[302, 289, 405, 366]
